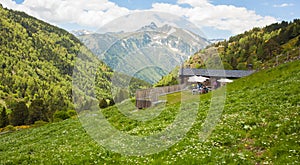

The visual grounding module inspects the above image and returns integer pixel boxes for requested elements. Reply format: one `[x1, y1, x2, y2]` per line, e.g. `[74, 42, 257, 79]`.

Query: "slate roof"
[179, 68, 255, 78]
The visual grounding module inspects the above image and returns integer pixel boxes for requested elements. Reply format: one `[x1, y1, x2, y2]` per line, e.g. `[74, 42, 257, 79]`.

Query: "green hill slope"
[0, 4, 113, 124]
[187, 19, 300, 70]
[0, 4, 151, 125]
[0, 60, 298, 164]
[155, 19, 300, 87]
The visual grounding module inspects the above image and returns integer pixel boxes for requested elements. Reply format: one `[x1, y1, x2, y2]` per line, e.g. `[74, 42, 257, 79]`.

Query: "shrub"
[53, 111, 70, 121]
[33, 120, 47, 127]
[237, 63, 247, 70]
[223, 62, 234, 70]
[3, 125, 16, 132]
[99, 98, 108, 109]
[108, 98, 115, 106]
[67, 110, 77, 117]
[0, 107, 9, 128]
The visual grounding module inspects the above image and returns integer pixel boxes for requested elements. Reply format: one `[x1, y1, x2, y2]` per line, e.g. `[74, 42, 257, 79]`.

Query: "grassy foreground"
[0, 61, 299, 164]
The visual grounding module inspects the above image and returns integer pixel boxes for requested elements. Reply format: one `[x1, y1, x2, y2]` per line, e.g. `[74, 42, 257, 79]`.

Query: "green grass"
[0, 61, 299, 164]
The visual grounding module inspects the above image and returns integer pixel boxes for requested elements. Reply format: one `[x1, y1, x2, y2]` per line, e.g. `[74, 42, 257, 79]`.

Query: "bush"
[67, 110, 77, 117]
[237, 63, 247, 70]
[33, 120, 47, 127]
[99, 98, 108, 109]
[53, 111, 70, 121]
[108, 98, 115, 106]
[0, 107, 9, 128]
[223, 62, 233, 70]
[3, 125, 16, 132]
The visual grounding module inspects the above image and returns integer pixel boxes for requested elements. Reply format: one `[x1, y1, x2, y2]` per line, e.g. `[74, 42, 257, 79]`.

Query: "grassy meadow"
[0, 60, 299, 164]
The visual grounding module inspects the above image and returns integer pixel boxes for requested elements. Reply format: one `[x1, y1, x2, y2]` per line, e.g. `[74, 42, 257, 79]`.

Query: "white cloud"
[151, 2, 277, 35]
[273, 3, 294, 8]
[0, 0, 131, 28]
[0, 0, 278, 36]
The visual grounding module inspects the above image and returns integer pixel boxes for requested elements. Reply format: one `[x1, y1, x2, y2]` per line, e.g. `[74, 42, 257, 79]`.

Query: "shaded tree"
[257, 44, 264, 61]
[230, 56, 238, 69]
[99, 98, 108, 109]
[28, 98, 48, 124]
[0, 107, 9, 128]
[296, 37, 300, 47]
[262, 39, 281, 61]
[9, 100, 29, 126]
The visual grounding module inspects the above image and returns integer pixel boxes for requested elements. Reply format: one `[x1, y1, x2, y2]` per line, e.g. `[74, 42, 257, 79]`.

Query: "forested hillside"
[188, 19, 300, 69]
[0, 4, 115, 126]
[155, 19, 300, 87]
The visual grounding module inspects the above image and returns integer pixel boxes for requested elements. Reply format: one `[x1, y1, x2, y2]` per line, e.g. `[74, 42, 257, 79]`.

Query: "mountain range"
[76, 22, 209, 83]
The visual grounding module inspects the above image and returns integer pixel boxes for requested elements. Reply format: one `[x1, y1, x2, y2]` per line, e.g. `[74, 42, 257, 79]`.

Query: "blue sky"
[211, 0, 299, 21]
[5, 0, 299, 39]
[109, 0, 299, 21]
[11, 0, 300, 19]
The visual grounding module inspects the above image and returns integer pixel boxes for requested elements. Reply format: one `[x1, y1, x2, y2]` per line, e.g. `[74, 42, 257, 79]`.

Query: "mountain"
[0, 4, 117, 126]
[186, 19, 300, 70]
[1, 3, 155, 126]
[71, 29, 94, 36]
[208, 38, 225, 43]
[155, 19, 300, 87]
[0, 4, 151, 126]
[77, 22, 210, 83]
[138, 22, 158, 31]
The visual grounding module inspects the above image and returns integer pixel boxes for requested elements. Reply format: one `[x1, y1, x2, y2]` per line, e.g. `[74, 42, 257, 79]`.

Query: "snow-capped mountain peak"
[71, 29, 94, 36]
[138, 22, 158, 31]
[76, 23, 209, 83]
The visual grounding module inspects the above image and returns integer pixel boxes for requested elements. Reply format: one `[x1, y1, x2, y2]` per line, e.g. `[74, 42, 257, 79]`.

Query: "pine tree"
[263, 39, 281, 60]
[257, 44, 264, 61]
[10, 101, 29, 126]
[0, 107, 9, 128]
[28, 98, 48, 124]
[296, 37, 300, 47]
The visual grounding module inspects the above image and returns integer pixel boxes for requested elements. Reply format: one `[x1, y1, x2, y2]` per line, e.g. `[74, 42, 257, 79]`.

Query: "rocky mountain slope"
[77, 22, 209, 83]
